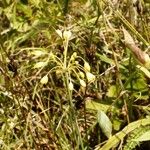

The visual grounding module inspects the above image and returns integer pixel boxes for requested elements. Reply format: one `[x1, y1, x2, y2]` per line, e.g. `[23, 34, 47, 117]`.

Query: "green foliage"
[97, 110, 112, 138]
[0, 0, 150, 149]
[123, 125, 150, 150]
[96, 118, 150, 150]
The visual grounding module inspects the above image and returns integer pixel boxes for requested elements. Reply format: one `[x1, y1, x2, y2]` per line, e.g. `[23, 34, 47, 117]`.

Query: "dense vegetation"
[0, 0, 150, 149]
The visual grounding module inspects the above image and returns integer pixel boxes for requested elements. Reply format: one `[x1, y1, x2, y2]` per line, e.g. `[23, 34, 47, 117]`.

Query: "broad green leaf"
[133, 78, 147, 90]
[134, 130, 150, 142]
[106, 85, 117, 98]
[96, 118, 150, 150]
[97, 110, 112, 138]
[126, 77, 148, 90]
[113, 119, 123, 131]
[86, 99, 110, 112]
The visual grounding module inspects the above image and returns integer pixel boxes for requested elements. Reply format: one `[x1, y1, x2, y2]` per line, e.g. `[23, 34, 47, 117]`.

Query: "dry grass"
[0, 0, 150, 149]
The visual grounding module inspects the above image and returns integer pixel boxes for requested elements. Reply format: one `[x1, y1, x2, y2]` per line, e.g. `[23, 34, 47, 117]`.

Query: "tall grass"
[0, 0, 150, 149]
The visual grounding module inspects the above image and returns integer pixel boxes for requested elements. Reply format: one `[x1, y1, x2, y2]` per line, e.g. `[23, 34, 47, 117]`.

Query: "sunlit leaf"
[96, 53, 125, 69]
[98, 118, 150, 150]
[86, 99, 110, 112]
[126, 77, 148, 90]
[106, 85, 117, 98]
[134, 130, 150, 142]
[113, 119, 123, 131]
[137, 65, 150, 78]
[96, 53, 115, 65]
[97, 110, 112, 138]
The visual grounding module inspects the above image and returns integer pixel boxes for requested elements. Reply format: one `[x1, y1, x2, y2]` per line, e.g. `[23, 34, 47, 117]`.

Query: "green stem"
[65, 72, 84, 149]
[63, 40, 69, 69]
[63, 40, 84, 149]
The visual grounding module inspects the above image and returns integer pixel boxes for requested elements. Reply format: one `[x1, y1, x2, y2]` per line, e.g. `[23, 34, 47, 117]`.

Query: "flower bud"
[49, 52, 55, 60]
[40, 75, 48, 84]
[63, 30, 72, 41]
[68, 82, 74, 90]
[70, 52, 77, 62]
[79, 71, 85, 79]
[72, 52, 77, 58]
[86, 72, 95, 83]
[84, 61, 91, 72]
[75, 61, 79, 65]
[79, 79, 86, 87]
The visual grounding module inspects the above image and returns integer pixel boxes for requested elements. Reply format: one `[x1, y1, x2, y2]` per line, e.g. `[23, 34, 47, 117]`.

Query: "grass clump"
[0, 0, 150, 149]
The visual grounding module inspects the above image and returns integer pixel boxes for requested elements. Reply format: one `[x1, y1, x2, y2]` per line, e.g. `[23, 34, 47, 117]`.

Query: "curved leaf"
[134, 130, 150, 142]
[97, 111, 112, 138]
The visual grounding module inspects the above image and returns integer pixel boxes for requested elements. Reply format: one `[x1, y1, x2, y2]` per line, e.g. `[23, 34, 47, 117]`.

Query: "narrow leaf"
[123, 28, 135, 45]
[137, 65, 150, 78]
[123, 28, 147, 65]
